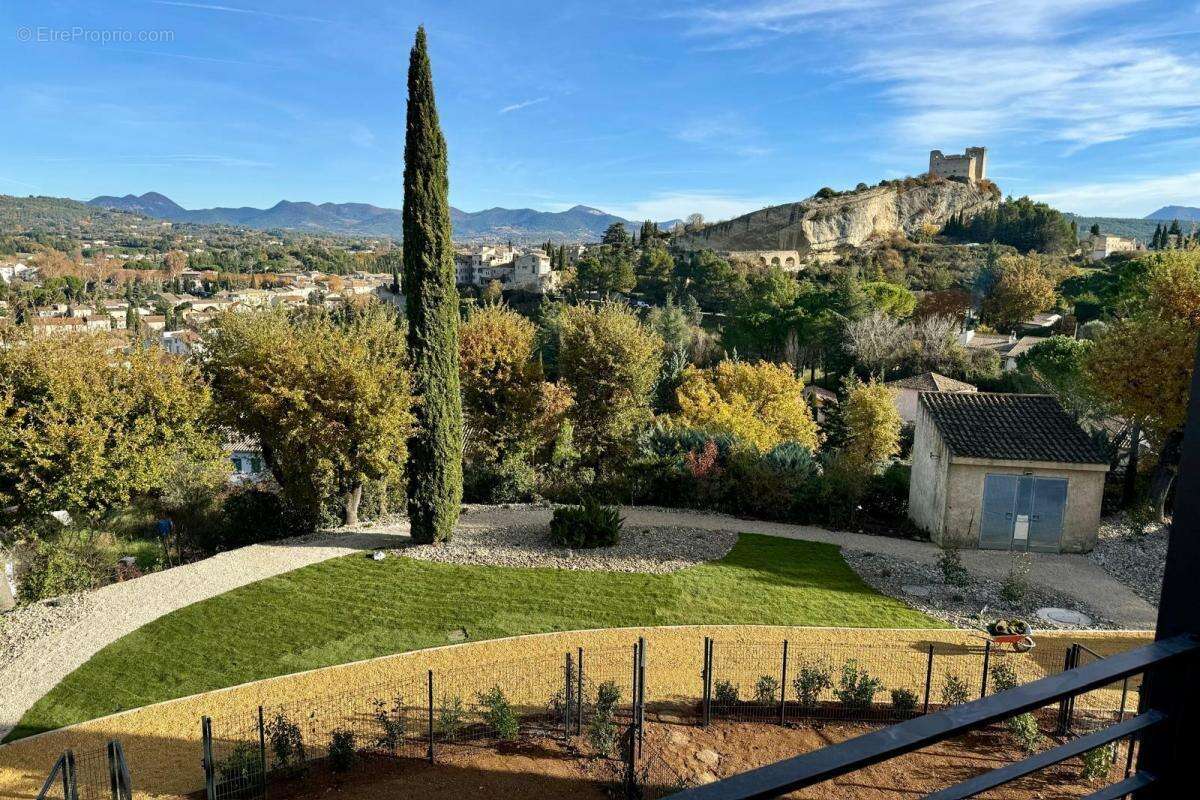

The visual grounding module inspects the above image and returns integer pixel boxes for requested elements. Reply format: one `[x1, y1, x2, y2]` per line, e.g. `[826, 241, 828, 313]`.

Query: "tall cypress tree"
[402, 26, 463, 543]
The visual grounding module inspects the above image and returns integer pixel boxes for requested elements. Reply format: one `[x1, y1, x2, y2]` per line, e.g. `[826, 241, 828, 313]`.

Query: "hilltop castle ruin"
[929, 147, 987, 183]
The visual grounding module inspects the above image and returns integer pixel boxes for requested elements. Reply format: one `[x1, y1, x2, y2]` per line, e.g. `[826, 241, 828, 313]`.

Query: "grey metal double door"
[979, 474, 1068, 552]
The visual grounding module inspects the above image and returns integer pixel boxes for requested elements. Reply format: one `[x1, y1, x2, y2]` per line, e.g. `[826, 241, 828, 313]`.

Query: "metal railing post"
[922, 645, 935, 714]
[564, 652, 573, 739]
[577, 646, 584, 736]
[63, 750, 77, 800]
[107, 741, 119, 800]
[1056, 646, 1074, 735]
[779, 640, 789, 726]
[637, 637, 646, 758]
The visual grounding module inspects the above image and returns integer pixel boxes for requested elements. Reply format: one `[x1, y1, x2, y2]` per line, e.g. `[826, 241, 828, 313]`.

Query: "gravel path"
[1087, 517, 1168, 607]
[0, 503, 1156, 741]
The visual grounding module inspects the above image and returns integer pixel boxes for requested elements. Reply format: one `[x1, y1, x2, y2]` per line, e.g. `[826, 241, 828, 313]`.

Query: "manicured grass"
[9, 535, 938, 740]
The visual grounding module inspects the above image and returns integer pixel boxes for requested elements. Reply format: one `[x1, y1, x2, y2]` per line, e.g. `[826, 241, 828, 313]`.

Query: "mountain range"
[1145, 205, 1200, 222]
[85, 192, 673, 242]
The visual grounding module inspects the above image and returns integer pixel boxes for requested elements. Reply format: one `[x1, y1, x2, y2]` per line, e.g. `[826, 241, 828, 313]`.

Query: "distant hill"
[0, 194, 156, 236]
[1066, 215, 1158, 243]
[1146, 205, 1200, 222]
[86, 192, 660, 242]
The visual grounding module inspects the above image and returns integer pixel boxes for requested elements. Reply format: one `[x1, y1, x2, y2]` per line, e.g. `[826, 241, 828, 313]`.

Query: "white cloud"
[499, 97, 549, 114]
[1032, 171, 1200, 217]
[603, 191, 784, 222]
[675, 1, 1200, 150]
[675, 114, 773, 158]
[150, 1, 333, 24]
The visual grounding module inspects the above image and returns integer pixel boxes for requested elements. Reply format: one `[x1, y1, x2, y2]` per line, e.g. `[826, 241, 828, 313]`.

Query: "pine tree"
[402, 26, 463, 543]
[1152, 224, 1163, 250]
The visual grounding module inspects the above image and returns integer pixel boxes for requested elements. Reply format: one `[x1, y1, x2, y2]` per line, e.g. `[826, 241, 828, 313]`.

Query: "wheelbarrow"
[982, 619, 1036, 652]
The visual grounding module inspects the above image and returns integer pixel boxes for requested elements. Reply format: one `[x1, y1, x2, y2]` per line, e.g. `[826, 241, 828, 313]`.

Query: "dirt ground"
[263, 719, 1124, 800]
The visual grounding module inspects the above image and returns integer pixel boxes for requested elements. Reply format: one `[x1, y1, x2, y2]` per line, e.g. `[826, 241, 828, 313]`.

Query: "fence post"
[107, 741, 118, 800]
[778, 640, 789, 726]
[1056, 645, 1075, 735]
[980, 641, 992, 699]
[636, 637, 646, 759]
[703, 637, 713, 727]
[64, 750, 77, 800]
[202, 716, 215, 800]
[564, 652, 573, 739]
[922, 645, 934, 714]
[576, 647, 584, 736]
[1118, 675, 1130, 723]
[427, 670, 435, 764]
[257, 705, 267, 799]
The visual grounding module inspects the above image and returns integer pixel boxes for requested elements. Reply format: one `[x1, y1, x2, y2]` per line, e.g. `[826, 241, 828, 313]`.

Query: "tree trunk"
[1149, 430, 1184, 522]
[343, 483, 363, 527]
[1121, 421, 1141, 508]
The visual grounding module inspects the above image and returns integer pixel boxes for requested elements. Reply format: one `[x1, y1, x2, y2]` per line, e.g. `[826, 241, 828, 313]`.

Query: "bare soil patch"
[262, 720, 1122, 800]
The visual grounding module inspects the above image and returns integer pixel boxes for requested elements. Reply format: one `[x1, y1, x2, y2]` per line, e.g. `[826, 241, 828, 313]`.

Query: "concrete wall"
[908, 403, 951, 537]
[938, 459, 1107, 553]
[0, 626, 1148, 800]
[893, 387, 921, 424]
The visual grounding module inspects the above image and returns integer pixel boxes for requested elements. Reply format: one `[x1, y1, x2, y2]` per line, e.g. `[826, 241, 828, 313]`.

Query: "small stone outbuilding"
[884, 372, 976, 424]
[908, 392, 1108, 553]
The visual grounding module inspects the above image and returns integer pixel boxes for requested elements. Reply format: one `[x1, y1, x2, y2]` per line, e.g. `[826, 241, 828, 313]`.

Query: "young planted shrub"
[1080, 744, 1115, 782]
[989, 660, 1019, 694]
[216, 743, 261, 787]
[1007, 712, 1042, 753]
[327, 728, 357, 772]
[941, 673, 971, 707]
[477, 685, 519, 741]
[1001, 552, 1032, 602]
[371, 695, 406, 752]
[937, 542, 971, 589]
[890, 688, 918, 716]
[548, 498, 623, 548]
[264, 711, 306, 774]
[754, 675, 780, 705]
[437, 694, 465, 741]
[714, 680, 740, 706]
[588, 681, 621, 754]
[793, 663, 834, 710]
[834, 660, 882, 712]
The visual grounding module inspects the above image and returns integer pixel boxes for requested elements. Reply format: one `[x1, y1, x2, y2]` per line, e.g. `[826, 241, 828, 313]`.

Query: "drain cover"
[1037, 607, 1092, 626]
[902, 585, 934, 598]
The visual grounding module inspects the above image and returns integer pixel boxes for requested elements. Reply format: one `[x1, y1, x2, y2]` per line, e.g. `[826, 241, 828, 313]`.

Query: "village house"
[908, 392, 1108, 553]
[30, 316, 86, 336]
[162, 329, 203, 357]
[884, 372, 976, 424]
[1085, 233, 1141, 261]
[511, 250, 559, 292]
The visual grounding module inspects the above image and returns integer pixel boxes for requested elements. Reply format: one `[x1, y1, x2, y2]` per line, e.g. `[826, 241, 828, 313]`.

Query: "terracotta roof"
[920, 392, 1107, 464]
[886, 372, 976, 393]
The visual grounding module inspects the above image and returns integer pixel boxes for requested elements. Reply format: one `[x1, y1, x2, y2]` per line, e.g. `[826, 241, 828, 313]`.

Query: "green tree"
[576, 249, 636, 295]
[0, 333, 224, 520]
[861, 281, 917, 318]
[557, 303, 664, 472]
[979, 255, 1058, 332]
[724, 266, 801, 359]
[601, 222, 630, 248]
[202, 307, 412, 526]
[402, 27, 464, 542]
[636, 247, 676, 303]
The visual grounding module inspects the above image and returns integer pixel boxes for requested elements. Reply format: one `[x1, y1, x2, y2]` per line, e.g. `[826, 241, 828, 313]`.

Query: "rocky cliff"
[675, 178, 1000, 256]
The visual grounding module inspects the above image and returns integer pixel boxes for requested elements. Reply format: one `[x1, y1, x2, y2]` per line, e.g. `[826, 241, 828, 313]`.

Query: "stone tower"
[928, 147, 987, 183]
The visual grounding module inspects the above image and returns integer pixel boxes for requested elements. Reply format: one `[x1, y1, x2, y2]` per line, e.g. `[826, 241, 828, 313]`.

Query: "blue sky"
[2, 0, 1199, 220]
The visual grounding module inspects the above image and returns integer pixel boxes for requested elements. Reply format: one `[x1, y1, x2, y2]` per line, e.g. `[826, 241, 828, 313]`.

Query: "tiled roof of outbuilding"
[920, 392, 1107, 464]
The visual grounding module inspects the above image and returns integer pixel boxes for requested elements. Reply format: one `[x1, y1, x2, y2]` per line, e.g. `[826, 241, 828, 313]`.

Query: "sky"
[2, 0, 1200, 220]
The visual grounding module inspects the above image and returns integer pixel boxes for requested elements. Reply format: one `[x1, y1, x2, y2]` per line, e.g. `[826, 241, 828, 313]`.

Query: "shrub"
[437, 694, 465, 741]
[477, 685, 519, 741]
[1001, 553, 1031, 602]
[462, 455, 540, 504]
[1080, 744, 1114, 782]
[1007, 712, 1042, 753]
[793, 663, 833, 709]
[548, 498, 623, 548]
[834, 660, 882, 711]
[372, 695, 406, 752]
[218, 488, 290, 550]
[754, 675, 780, 704]
[216, 743, 261, 787]
[941, 673, 971, 707]
[989, 661, 1019, 694]
[1121, 502, 1158, 540]
[762, 442, 818, 476]
[714, 679, 740, 706]
[19, 537, 109, 603]
[937, 542, 971, 589]
[327, 728, 357, 772]
[264, 711, 305, 774]
[588, 681, 621, 754]
[890, 688, 918, 715]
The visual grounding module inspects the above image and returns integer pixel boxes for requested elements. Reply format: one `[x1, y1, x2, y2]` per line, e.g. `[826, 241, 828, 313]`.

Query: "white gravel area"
[1087, 517, 1168, 607]
[843, 549, 1119, 630]
[396, 520, 737, 573]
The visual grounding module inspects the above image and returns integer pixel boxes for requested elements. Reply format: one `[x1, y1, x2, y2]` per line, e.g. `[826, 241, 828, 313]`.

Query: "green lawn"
[8, 534, 938, 741]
